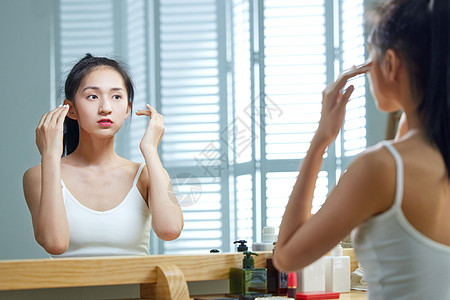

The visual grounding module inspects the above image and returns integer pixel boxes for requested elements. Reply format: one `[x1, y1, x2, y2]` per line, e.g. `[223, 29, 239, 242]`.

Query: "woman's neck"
[69, 132, 119, 167]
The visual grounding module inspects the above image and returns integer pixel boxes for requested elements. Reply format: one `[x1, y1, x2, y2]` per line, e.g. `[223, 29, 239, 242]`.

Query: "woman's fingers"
[135, 110, 151, 117]
[328, 59, 372, 93]
[46, 105, 67, 128]
[38, 105, 69, 128]
[54, 104, 69, 124]
[35, 104, 69, 157]
[146, 104, 159, 116]
[340, 85, 355, 107]
[135, 104, 163, 119]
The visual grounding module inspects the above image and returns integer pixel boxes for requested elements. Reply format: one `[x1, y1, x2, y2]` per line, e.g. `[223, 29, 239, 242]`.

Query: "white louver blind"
[59, 0, 115, 77]
[157, 0, 228, 254]
[126, 0, 148, 161]
[263, 0, 327, 160]
[340, 0, 367, 169]
[262, 0, 330, 223]
[232, 0, 255, 246]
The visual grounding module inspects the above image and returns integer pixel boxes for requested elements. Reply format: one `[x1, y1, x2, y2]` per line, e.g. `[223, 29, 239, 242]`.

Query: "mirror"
[0, 0, 388, 260]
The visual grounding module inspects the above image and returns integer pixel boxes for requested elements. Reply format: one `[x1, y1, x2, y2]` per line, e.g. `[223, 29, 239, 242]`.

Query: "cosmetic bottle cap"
[234, 240, 248, 252]
[243, 251, 258, 269]
[287, 272, 297, 288]
[261, 226, 278, 243]
[331, 243, 343, 256]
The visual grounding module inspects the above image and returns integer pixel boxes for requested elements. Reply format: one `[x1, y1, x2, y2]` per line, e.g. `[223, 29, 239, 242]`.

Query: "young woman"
[273, 0, 449, 298]
[23, 54, 183, 257]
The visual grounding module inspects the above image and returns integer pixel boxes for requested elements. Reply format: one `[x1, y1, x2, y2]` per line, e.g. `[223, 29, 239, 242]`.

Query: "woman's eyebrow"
[82, 86, 124, 92]
[111, 87, 125, 92]
[82, 86, 100, 92]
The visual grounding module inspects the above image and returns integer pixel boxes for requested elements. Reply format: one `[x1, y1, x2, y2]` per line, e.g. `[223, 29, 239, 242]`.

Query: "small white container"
[252, 226, 278, 251]
[297, 257, 326, 292]
[324, 243, 350, 292]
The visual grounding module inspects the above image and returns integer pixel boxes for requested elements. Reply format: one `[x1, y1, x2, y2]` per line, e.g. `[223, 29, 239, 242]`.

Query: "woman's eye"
[112, 95, 122, 100]
[87, 95, 98, 100]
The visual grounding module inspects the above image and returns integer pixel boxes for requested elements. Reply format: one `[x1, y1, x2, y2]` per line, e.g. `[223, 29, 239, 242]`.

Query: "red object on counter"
[287, 272, 297, 298]
[296, 291, 340, 299]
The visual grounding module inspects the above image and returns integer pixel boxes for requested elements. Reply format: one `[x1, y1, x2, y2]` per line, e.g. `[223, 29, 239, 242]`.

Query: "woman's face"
[367, 48, 384, 108]
[69, 66, 131, 137]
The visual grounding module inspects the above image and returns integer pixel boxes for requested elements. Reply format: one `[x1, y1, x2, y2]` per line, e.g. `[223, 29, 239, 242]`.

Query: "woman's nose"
[98, 99, 112, 114]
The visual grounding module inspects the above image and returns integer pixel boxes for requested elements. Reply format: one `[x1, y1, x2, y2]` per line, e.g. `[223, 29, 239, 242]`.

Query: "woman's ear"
[63, 99, 77, 120]
[384, 49, 402, 82]
[124, 102, 132, 120]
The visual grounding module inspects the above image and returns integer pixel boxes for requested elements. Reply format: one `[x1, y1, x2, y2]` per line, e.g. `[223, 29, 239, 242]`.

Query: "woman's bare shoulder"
[119, 158, 143, 174]
[350, 141, 394, 173]
[23, 164, 43, 207]
[23, 164, 41, 185]
[115, 158, 147, 184]
[334, 141, 398, 216]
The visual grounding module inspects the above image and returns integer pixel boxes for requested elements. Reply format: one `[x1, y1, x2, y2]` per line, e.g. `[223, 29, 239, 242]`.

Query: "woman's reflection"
[22, 54, 183, 257]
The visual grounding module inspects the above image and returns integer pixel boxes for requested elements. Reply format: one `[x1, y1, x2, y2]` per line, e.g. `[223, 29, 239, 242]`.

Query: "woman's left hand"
[136, 104, 165, 153]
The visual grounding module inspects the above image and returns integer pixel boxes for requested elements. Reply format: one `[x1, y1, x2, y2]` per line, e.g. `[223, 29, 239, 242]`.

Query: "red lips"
[98, 118, 113, 127]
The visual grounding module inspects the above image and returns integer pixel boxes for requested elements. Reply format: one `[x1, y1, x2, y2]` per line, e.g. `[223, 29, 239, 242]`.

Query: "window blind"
[156, 0, 229, 254]
[231, 0, 255, 247]
[59, 0, 115, 78]
[261, 0, 330, 224]
[340, 0, 367, 169]
[126, 0, 149, 162]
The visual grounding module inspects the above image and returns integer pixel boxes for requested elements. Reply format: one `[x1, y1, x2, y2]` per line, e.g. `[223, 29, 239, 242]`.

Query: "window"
[57, 0, 368, 254]
[58, 0, 116, 81]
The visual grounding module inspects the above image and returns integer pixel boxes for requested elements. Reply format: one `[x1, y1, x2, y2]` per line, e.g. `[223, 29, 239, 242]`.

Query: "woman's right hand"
[314, 60, 372, 147]
[36, 104, 69, 157]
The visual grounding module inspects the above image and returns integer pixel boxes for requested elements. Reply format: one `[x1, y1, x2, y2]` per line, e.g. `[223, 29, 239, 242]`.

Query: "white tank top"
[352, 142, 450, 299]
[52, 163, 151, 257]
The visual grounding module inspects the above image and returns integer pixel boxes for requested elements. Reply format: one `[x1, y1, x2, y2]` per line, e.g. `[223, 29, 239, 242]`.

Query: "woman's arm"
[137, 104, 183, 241]
[273, 62, 393, 272]
[23, 105, 70, 255]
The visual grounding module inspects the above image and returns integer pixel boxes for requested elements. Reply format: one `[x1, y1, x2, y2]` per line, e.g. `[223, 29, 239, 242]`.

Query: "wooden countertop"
[0, 249, 365, 299]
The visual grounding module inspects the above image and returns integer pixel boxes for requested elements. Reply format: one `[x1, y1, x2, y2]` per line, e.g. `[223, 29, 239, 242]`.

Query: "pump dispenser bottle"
[234, 240, 249, 252]
[230, 240, 268, 296]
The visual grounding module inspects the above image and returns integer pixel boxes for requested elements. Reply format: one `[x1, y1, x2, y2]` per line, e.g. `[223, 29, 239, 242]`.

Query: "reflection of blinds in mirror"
[263, 0, 327, 160]
[159, 0, 221, 168]
[232, 0, 253, 164]
[262, 1, 329, 228]
[59, 0, 115, 76]
[157, 0, 226, 254]
[127, 0, 148, 162]
[231, 0, 255, 245]
[266, 171, 329, 224]
[236, 174, 253, 245]
[165, 175, 223, 254]
[341, 0, 366, 161]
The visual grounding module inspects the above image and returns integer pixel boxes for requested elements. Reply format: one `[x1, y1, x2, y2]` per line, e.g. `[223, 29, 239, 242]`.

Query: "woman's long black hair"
[369, 0, 449, 177]
[62, 54, 135, 156]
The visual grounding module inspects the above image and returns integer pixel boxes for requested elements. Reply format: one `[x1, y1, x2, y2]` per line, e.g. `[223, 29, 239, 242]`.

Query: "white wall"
[0, 0, 55, 259]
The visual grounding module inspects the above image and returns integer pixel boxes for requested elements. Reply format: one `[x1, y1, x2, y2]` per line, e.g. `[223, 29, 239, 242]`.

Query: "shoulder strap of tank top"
[60, 179, 66, 190]
[133, 163, 146, 186]
[382, 142, 404, 207]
